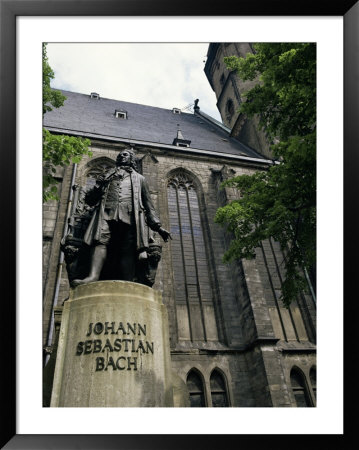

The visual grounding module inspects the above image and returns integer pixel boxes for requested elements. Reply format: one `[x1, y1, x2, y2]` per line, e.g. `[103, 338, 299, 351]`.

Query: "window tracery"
[167, 170, 215, 342]
[290, 368, 313, 407]
[186, 370, 206, 407]
[85, 159, 116, 190]
[309, 366, 316, 400]
[210, 369, 229, 407]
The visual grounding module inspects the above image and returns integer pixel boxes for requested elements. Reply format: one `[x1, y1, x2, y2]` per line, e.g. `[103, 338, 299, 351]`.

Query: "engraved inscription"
[76, 321, 154, 372]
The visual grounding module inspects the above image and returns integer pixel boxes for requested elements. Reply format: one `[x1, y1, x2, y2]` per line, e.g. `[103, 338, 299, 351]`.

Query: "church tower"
[204, 43, 272, 158]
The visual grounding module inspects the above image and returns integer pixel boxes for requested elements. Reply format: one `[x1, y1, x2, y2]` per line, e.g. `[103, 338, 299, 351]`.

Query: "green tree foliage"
[215, 43, 316, 306]
[43, 43, 92, 202]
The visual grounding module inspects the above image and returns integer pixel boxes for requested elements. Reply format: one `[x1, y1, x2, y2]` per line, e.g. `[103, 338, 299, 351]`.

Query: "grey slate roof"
[43, 90, 265, 159]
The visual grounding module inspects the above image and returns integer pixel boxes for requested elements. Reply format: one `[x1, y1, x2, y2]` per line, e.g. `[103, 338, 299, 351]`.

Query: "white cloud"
[46, 43, 221, 120]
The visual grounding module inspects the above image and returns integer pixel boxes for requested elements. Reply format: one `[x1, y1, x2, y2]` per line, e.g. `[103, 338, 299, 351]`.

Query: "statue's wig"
[116, 148, 138, 171]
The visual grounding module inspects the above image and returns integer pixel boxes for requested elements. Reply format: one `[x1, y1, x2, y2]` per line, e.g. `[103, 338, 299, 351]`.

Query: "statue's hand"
[158, 227, 172, 242]
[97, 168, 117, 185]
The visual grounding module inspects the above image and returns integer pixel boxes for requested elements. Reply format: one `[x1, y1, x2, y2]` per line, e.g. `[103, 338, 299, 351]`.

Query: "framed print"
[1, 0, 357, 448]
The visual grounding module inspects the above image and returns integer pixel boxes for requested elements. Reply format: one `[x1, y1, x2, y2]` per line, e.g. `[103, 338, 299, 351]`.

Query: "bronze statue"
[62, 148, 171, 288]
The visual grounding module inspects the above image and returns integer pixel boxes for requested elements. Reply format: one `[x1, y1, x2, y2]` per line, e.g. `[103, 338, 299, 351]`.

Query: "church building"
[43, 43, 316, 407]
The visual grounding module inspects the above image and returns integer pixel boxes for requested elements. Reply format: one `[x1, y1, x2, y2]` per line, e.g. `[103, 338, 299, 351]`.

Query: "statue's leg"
[118, 224, 137, 281]
[71, 244, 107, 286]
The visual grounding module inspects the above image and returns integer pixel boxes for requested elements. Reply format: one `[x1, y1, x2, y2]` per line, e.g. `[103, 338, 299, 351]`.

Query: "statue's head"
[116, 148, 138, 170]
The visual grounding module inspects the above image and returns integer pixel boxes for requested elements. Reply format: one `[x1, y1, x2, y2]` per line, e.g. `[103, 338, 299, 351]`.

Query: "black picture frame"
[1, 0, 357, 448]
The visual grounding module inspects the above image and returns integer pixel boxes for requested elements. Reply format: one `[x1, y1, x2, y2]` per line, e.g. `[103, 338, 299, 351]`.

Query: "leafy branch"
[42, 43, 92, 202]
[215, 43, 316, 306]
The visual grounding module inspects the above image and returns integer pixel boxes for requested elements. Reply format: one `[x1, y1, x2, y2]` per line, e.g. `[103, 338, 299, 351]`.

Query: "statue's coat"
[83, 169, 161, 253]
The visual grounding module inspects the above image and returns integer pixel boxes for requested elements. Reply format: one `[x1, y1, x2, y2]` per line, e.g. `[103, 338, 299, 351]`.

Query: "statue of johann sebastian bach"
[71, 148, 171, 287]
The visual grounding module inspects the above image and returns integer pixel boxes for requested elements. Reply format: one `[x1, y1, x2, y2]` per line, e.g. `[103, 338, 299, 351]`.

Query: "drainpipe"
[44, 163, 78, 366]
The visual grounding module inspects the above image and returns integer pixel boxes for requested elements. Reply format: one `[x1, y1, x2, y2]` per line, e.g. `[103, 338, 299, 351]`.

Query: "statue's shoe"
[71, 277, 97, 287]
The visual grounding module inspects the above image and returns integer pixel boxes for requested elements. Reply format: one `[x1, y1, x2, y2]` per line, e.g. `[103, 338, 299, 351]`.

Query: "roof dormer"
[172, 127, 191, 147]
[115, 109, 128, 119]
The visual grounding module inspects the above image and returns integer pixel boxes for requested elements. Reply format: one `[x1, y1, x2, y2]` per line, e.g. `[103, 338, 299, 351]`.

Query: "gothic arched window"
[290, 368, 313, 407]
[309, 366, 316, 400]
[210, 369, 229, 407]
[85, 158, 116, 190]
[187, 370, 206, 407]
[226, 98, 235, 116]
[167, 171, 217, 342]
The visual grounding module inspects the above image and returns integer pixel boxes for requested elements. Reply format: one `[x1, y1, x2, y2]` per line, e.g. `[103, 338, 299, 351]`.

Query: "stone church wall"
[43, 139, 316, 407]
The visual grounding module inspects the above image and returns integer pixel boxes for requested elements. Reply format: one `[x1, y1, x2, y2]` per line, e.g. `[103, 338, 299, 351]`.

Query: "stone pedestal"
[50, 281, 174, 407]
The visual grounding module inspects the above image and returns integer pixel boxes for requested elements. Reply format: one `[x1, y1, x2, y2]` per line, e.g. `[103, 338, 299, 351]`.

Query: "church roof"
[43, 90, 265, 159]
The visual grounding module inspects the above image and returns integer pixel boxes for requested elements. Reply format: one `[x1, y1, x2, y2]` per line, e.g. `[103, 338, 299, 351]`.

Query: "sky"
[46, 43, 222, 121]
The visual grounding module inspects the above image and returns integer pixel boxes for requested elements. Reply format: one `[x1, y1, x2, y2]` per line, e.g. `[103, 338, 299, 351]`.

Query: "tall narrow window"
[226, 98, 235, 121]
[290, 368, 313, 407]
[187, 370, 205, 407]
[167, 171, 217, 342]
[210, 370, 229, 407]
[309, 367, 316, 400]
